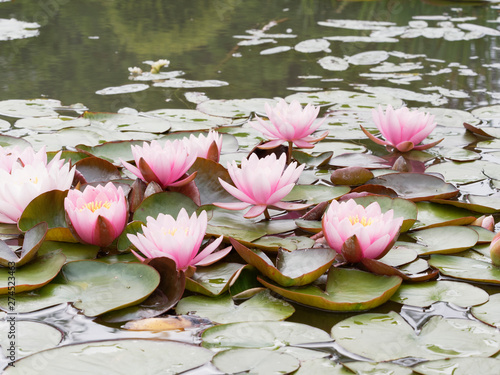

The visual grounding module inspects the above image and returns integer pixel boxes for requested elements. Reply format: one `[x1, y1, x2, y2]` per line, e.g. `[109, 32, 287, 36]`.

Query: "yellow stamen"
[349, 215, 374, 227]
[80, 201, 111, 212]
[161, 227, 189, 236]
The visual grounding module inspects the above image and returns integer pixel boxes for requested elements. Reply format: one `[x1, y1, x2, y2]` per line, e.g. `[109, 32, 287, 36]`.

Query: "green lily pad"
[413, 357, 500, 375]
[441, 148, 481, 162]
[469, 225, 495, 243]
[0, 99, 61, 118]
[133, 192, 198, 223]
[413, 202, 478, 229]
[212, 348, 300, 375]
[293, 359, 353, 375]
[471, 293, 500, 328]
[472, 104, 500, 121]
[365, 173, 458, 201]
[186, 262, 245, 297]
[4, 339, 213, 375]
[426, 161, 491, 185]
[295, 219, 322, 233]
[232, 239, 336, 287]
[189, 158, 238, 205]
[75, 156, 122, 183]
[331, 311, 500, 361]
[407, 226, 478, 255]
[345, 361, 413, 375]
[353, 195, 417, 232]
[259, 268, 401, 311]
[144, 108, 233, 131]
[0, 135, 31, 149]
[14, 116, 89, 132]
[292, 150, 333, 167]
[378, 247, 417, 267]
[0, 260, 160, 315]
[0, 320, 62, 358]
[399, 258, 430, 275]
[390, 280, 489, 307]
[117, 221, 144, 252]
[82, 111, 171, 133]
[283, 185, 350, 204]
[285, 90, 403, 109]
[252, 235, 315, 252]
[202, 320, 332, 350]
[37, 241, 99, 262]
[418, 107, 480, 128]
[429, 197, 500, 215]
[329, 153, 391, 169]
[0, 222, 47, 267]
[77, 140, 145, 164]
[197, 98, 278, 118]
[0, 251, 66, 294]
[429, 255, 500, 284]
[176, 290, 294, 324]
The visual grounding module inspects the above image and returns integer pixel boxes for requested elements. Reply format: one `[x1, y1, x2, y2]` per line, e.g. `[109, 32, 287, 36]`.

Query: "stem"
[263, 208, 271, 220]
[287, 141, 293, 164]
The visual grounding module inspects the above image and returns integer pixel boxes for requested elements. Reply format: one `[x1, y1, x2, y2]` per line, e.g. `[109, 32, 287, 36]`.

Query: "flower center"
[349, 215, 374, 227]
[161, 226, 189, 236]
[80, 201, 111, 213]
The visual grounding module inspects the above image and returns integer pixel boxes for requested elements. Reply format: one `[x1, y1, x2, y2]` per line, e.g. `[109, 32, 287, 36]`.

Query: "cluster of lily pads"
[1, 89, 500, 373]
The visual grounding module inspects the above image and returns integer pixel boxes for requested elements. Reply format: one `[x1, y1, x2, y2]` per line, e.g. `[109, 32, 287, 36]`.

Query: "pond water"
[2, 0, 500, 374]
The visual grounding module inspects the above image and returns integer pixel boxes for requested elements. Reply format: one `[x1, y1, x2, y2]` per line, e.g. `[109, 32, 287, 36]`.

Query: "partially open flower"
[128, 209, 231, 271]
[361, 105, 442, 152]
[490, 232, 500, 267]
[65, 182, 128, 247]
[120, 140, 197, 189]
[214, 153, 309, 219]
[322, 199, 403, 263]
[472, 215, 495, 231]
[252, 99, 328, 150]
[0, 150, 75, 224]
[150, 59, 170, 74]
[183, 130, 223, 162]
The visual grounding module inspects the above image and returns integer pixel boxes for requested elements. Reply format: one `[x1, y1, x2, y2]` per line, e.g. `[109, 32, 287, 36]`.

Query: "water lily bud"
[490, 232, 500, 267]
[472, 215, 495, 231]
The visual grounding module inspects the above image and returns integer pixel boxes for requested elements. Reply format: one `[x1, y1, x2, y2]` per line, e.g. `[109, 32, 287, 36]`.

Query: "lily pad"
[202, 320, 332, 350]
[331, 311, 500, 361]
[133, 192, 198, 223]
[0, 251, 66, 294]
[197, 98, 278, 118]
[413, 202, 478, 229]
[429, 197, 500, 215]
[295, 39, 330, 53]
[318, 56, 349, 71]
[329, 153, 391, 169]
[426, 161, 490, 185]
[0, 222, 47, 267]
[37, 241, 99, 262]
[283, 185, 350, 205]
[4, 339, 213, 375]
[407, 226, 478, 255]
[77, 140, 145, 164]
[0, 260, 160, 315]
[366, 173, 458, 201]
[413, 357, 500, 375]
[232, 239, 336, 287]
[429, 255, 500, 284]
[251, 235, 315, 252]
[294, 359, 353, 375]
[345, 361, 413, 375]
[82, 111, 171, 133]
[176, 290, 294, 324]
[471, 293, 500, 328]
[0, 320, 62, 358]
[390, 280, 489, 307]
[186, 262, 245, 297]
[259, 267, 402, 311]
[0, 99, 60, 118]
[212, 348, 300, 374]
[95, 83, 149, 95]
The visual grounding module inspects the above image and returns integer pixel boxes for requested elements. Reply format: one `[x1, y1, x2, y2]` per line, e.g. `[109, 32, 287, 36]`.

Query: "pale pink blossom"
[252, 99, 328, 149]
[490, 231, 500, 266]
[361, 105, 442, 152]
[0, 146, 50, 173]
[0, 151, 75, 224]
[120, 140, 197, 189]
[128, 209, 231, 271]
[183, 130, 223, 162]
[472, 215, 495, 231]
[214, 153, 309, 219]
[64, 182, 128, 247]
[322, 199, 403, 263]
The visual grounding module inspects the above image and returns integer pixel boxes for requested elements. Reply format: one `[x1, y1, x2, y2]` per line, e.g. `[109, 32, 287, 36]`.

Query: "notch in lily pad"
[0, 222, 47, 267]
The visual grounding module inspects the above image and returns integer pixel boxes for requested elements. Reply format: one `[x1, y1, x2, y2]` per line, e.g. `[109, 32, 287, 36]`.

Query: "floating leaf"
[329, 153, 391, 169]
[251, 235, 315, 252]
[471, 293, 500, 328]
[407, 226, 478, 255]
[259, 267, 401, 311]
[0, 99, 60, 118]
[133, 192, 198, 223]
[283, 185, 350, 205]
[413, 357, 500, 375]
[0, 251, 66, 294]
[77, 140, 145, 164]
[197, 98, 278, 118]
[202, 321, 332, 350]
[212, 348, 300, 374]
[186, 262, 244, 297]
[0, 321, 62, 358]
[95, 83, 149, 95]
[232, 239, 335, 287]
[426, 161, 490, 185]
[345, 361, 413, 375]
[413, 202, 478, 229]
[295, 39, 330, 53]
[0, 222, 47, 267]
[390, 280, 489, 307]
[37, 241, 99, 262]
[331, 311, 500, 361]
[294, 359, 352, 375]
[285, 90, 403, 109]
[75, 156, 122, 183]
[4, 339, 213, 374]
[429, 255, 500, 284]
[176, 290, 294, 323]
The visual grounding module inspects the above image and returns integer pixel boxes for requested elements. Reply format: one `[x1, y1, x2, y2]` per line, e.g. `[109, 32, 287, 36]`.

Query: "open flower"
[127, 209, 231, 271]
[0, 151, 75, 224]
[322, 199, 403, 263]
[252, 99, 328, 150]
[120, 140, 197, 189]
[183, 130, 223, 162]
[214, 153, 309, 219]
[64, 182, 128, 247]
[361, 105, 442, 152]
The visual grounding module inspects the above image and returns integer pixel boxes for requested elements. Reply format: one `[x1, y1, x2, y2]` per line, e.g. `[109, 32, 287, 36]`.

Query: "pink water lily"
[183, 130, 223, 162]
[64, 182, 128, 247]
[361, 105, 442, 152]
[128, 209, 231, 271]
[322, 199, 403, 263]
[0, 150, 75, 224]
[214, 153, 309, 219]
[253, 99, 328, 151]
[0, 145, 52, 173]
[120, 140, 197, 189]
[490, 231, 500, 267]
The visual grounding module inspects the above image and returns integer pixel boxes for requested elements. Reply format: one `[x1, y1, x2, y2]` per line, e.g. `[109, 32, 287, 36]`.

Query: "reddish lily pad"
[259, 267, 402, 311]
[74, 156, 122, 183]
[365, 173, 458, 201]
[231, 239, 336, 287]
